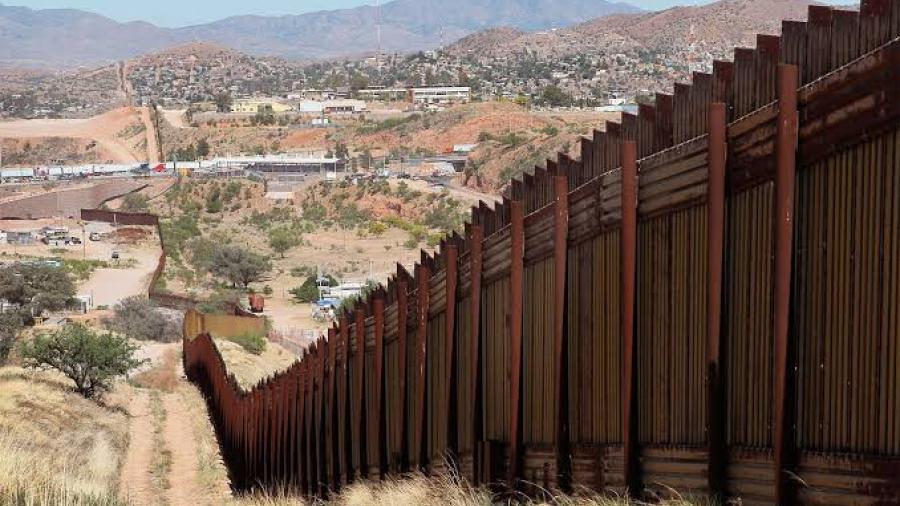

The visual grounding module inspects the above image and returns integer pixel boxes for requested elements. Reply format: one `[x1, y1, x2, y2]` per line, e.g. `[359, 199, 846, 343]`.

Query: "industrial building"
[410, 86, 471, 104]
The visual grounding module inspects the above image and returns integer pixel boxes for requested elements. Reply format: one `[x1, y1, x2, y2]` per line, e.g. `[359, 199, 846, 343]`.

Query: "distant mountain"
[0, 0, 641, 68]
[448, 0, 814, 59]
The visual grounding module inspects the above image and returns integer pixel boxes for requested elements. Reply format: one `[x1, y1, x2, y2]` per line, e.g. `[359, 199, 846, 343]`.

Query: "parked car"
[67, 237, 82, 245]
[111, 251, 120, 260]
[89, 232, 101, 241]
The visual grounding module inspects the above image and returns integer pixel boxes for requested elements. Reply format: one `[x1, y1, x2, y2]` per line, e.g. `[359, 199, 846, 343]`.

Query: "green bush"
[20, 323, 145, 399]
[107, 296, 181, 343]
[226, 332, 266, 355]
[0, 311, 24, 364]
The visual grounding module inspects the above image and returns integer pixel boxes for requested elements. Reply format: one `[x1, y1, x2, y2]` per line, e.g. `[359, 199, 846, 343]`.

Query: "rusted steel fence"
[184, 4, 900, 504]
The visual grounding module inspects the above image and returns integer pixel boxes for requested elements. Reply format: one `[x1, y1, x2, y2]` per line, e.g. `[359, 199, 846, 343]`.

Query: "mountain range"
[0, 0, 642, 68]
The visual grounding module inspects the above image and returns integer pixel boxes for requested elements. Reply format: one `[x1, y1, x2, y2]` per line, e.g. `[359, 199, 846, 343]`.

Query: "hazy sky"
[9, 0, 845, 28]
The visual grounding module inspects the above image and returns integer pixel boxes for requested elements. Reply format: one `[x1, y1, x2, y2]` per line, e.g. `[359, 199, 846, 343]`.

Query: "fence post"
[396, 273, 409, 473]
[373, 292, 386, 478]
[508, 198, 525, 487]
[327, 326, 339, 490]
[621, 140, 639, 496]
[552, 164, 570, 488]
[444, 243, 459, 469]
[707, 102, 728, 499]
[414, 261, 431, 470]
[354, 308, 366, 479]
[468, 220, 484, 484]
[774, 63, 799, 506]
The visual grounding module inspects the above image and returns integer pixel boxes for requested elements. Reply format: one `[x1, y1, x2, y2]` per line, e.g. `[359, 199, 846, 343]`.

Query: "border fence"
[184, 3, 900, 504]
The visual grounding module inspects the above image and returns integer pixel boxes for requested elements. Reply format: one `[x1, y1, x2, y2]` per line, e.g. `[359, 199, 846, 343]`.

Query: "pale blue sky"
[8, 0, 847, 28]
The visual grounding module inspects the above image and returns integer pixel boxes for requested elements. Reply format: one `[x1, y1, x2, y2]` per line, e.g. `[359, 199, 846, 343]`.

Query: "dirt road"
[119, 392, 156, 505]
[120, 345, 231, 506]
[140, 107, 161, 164]
[0, 107, 157, 163]
[79, 240, 161, 307]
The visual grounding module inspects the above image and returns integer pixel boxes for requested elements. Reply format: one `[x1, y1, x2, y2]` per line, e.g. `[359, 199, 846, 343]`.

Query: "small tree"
[108, 296, 181, 343]
[209, 246, 271, 289]
[268, 227, 301, 258]
[0, 264, 75, 319]
[196, 138, 211, 158]
[121, 192, 150, 212]
[215, 92, 233, 113]
[20, 323, 145, 399]
[0, 311, 24, 364]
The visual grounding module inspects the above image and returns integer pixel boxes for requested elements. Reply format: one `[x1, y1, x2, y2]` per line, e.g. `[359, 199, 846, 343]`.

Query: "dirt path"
[141, 106, 161, 163]
[79, 240, 161, 307]
[119, 391, 157, 505]
[120, 345, 231, 506]
[162, 390, 208, 506]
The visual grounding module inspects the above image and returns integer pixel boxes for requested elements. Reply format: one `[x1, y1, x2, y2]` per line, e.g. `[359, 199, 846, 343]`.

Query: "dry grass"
[149, 391, 172, 492]
[130, 348, 180, 392]
[0, 366, 128, 505]
[177, 381, 231, 499]
[214, 337, 298, 390]
[228, 474, 707, 506]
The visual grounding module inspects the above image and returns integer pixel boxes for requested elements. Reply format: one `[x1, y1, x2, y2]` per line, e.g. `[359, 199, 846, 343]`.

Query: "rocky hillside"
[448, 0, 814, 59]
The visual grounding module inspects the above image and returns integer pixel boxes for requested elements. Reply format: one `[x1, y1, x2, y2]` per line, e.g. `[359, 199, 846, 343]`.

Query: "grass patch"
[62, 259, 110, 281]
[224, 332, 267, 355]
[149, 391, 172, 491]
[0, 367, 127, 504]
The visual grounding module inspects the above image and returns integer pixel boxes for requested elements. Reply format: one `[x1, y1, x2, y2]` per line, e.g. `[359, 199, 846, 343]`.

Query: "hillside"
[0, 0, 641, 68]
[448, 0, 814, 59]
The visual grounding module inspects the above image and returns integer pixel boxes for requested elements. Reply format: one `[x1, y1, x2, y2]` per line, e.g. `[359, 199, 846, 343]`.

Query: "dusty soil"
[121, 343, 231, 506]
[0, 107, 157, 164]
[118, 392, 156, 505]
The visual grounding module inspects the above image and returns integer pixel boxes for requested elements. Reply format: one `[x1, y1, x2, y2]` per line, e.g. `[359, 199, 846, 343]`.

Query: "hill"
[0, 0, 641, 69]
[448, 0, 814, 59]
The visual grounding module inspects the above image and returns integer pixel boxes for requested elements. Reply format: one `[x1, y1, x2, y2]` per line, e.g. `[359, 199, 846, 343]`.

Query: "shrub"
[20, 323, 145, 399]
[121, 193, 150, 212]
[0, 311, 23, 364]
[209, 246, 272, 289]
[107, 296, 182, 343]
[226, 332, 266, 355]
[268, 227, 301, 258]
[289, 274, 337, 303]
[0, 264, 75, 320]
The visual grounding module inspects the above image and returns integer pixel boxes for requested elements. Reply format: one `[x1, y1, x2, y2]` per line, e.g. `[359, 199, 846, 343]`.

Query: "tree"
[107, 296, 181, 343]
[196, 138, 211, 158]
[121, 192, 150, 212]
[0, 264, 75, 319]
[209, 246, 272, 289]
[20, 323, 145, 400]
[537, 85, 573, 107]
[0, 312, 23, 364]
[289, 274, 337, 303]
[215, 92, 233, 113]
[334, 142, 350, 160]
[268, 227, 301, 258]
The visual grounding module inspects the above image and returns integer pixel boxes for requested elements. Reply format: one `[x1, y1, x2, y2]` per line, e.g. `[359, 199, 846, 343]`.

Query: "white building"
[410, 87, 471, 104]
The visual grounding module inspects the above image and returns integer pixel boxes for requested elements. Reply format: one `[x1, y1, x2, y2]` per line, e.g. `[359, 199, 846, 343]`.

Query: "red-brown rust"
[552, 172, 569, 479]
[774, 63, 799, 506]
[373, 294, 385, 476]
[621, 140, 639, 495]
[444, 244, 459, 459]
[707, 102, 728, 498]
[414, 262, 431, 469]
[468, 222, 484, 483]
[509, 198, 525, 486]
